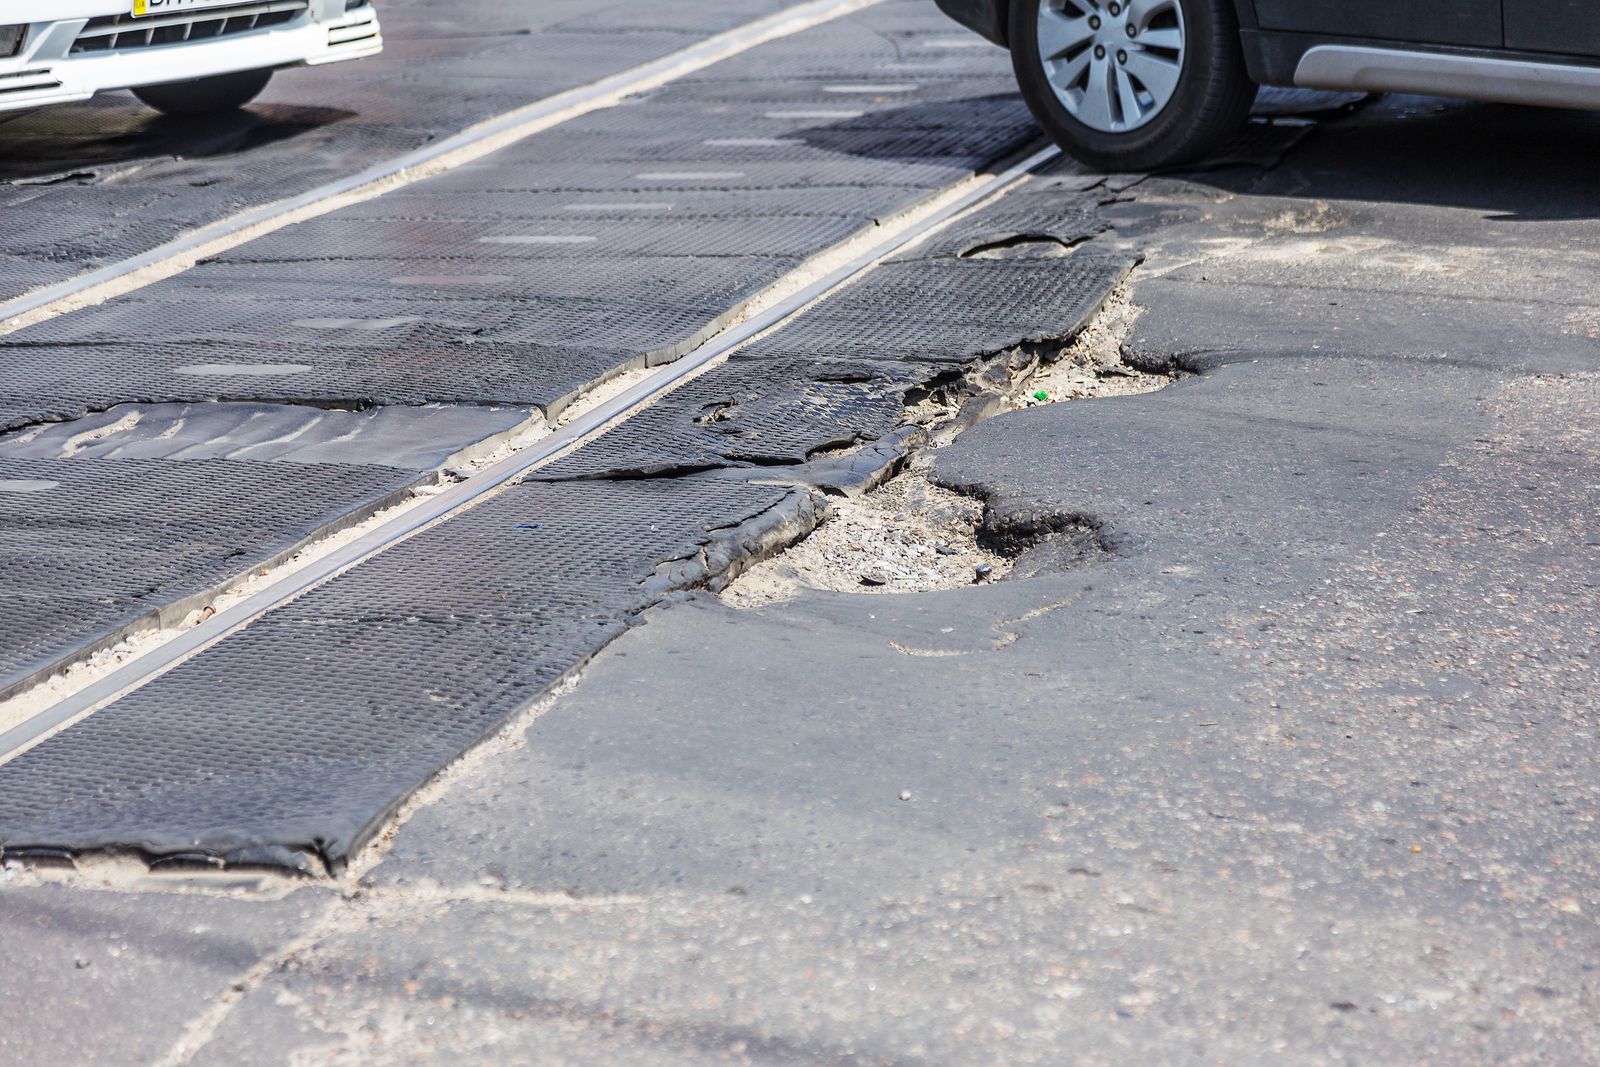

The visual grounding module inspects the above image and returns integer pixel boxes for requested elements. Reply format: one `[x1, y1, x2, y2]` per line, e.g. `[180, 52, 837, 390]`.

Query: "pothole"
[1012, 283, 1170, 408]
[721, 281, 1174, 607]
[722, 459, 1007, 606]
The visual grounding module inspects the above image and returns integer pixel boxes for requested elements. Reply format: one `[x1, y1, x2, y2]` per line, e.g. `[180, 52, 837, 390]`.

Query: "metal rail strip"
[0, 142, 1062, 762]
[0, 0, 883, 330]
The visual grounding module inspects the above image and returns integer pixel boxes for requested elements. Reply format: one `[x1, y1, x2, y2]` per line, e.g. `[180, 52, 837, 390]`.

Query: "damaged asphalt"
[1, 3, 1597, 1063]
[237, 97, 1596, 1062]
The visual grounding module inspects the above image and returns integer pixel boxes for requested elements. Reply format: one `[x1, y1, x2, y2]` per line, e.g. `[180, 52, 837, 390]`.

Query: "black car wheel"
[132, 68, 274, 117]
[1009, 0, 1254, 170]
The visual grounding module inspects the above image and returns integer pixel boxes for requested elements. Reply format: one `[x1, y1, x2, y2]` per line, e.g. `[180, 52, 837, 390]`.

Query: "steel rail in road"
[0, 141, 1063, 763]
[0, 0, 884, 332]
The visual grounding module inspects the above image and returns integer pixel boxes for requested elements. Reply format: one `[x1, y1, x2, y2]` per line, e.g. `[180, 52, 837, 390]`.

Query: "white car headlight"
[0, 25, 25, 59]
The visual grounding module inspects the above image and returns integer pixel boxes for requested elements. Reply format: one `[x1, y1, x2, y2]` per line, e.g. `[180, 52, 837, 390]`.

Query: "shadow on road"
[0, 95, 356, 184]
[788, 92, 1037, 162]
[1186, 94, 1600, 223]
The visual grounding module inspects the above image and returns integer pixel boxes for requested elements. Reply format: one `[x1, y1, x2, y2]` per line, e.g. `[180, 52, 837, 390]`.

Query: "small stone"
[899, 790, 912, 801]
[935, 543, 957, 556]
[859, 570, 888, 587]
[974, 563, 994, 582]
[74, 958, 90, 970]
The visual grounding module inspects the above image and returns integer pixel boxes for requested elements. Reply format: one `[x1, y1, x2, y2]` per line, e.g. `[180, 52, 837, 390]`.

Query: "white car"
[0, 0, 380, 116]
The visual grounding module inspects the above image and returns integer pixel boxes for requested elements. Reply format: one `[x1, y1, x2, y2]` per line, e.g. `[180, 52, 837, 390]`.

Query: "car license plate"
[132, 0, 243, 16]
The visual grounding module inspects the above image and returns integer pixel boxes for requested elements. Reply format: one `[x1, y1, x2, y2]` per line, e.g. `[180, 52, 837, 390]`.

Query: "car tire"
[1008, 0, 1254, 170]
[132, 68, 274, 117]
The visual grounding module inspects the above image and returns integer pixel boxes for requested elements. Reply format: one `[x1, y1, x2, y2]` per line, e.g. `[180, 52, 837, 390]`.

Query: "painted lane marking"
[765, 109, 863, 119]
[823, 83, 918, 93]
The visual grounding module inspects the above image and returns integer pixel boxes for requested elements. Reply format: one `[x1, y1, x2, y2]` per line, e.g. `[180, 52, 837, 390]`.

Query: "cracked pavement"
[1, 1, 1597, 1062]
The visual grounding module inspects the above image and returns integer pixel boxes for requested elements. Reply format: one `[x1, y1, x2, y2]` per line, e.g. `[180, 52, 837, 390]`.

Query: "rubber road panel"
[172, 256, 806, 310]
[0, 479, 797, 865]
[535, 358, 931, 479]
[0, 0, 807, 301]
[536, 244, 1132, 480]
[217, 215, 870, 259]
[735, 255, 1135, 364]
[0, 7, 1036, 434]
[0, 402, 535, 468]
[0, 342, 641, 433]
[0, 456, 418, 698]
[0, 0, 1036, 412]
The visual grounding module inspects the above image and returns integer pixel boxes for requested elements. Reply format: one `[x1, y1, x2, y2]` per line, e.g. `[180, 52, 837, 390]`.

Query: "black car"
[937, 0, 1600, 168]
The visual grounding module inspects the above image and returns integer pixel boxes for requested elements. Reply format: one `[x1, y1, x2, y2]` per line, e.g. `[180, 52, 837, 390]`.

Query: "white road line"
[765, 108, 864, 119]
[823, 83, 918, 93]
[0, 0, 885, 334]
[0, 141, 1061, 763]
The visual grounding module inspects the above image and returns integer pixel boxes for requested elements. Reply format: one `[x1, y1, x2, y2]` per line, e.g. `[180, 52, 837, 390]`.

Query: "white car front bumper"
[0, 0, 380, 113]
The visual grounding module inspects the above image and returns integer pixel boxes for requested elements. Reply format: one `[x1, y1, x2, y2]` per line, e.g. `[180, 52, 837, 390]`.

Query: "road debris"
[1015, 283, 1170, 408]
[722, 461, 1011, 606]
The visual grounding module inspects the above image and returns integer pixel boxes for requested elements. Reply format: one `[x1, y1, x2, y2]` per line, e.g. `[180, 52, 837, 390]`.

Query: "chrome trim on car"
[1295, 45, 1600, 111]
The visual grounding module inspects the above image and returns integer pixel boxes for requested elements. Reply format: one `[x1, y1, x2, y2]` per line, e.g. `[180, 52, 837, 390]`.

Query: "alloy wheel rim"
[1036, 0, 1186, 134]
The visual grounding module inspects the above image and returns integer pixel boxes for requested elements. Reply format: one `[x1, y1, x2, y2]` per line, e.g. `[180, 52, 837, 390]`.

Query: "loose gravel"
[722, 461, 1007, 606]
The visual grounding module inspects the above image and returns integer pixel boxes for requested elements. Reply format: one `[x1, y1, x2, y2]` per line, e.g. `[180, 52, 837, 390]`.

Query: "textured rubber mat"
[0, 402, 534, 468]
[546, 121, 1035, 167]
[0, 456, 418, 698]
[319, 186, 911, 225]
[735, 255, 1134, 365]
[12, 292, 726, 355]
[431, 156, 975, 195]
[0, 255, 82, 296]
[216, 213, 871, 261]
[534, 358, 931, 480]
[537, 249, 1130, 479]
[0, 479, 798, 865]
[177, 255, 800, 312]
[0, 340, 640, 433]
[595, 88, 1031, 131]
[894, 191, 1106, 261]
[597, 73, 1016, 107]
[0, 0, 884, 304]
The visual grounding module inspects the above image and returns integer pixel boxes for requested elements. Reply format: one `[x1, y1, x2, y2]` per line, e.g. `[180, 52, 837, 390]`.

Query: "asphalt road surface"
[1, 1, 1596, 1064]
